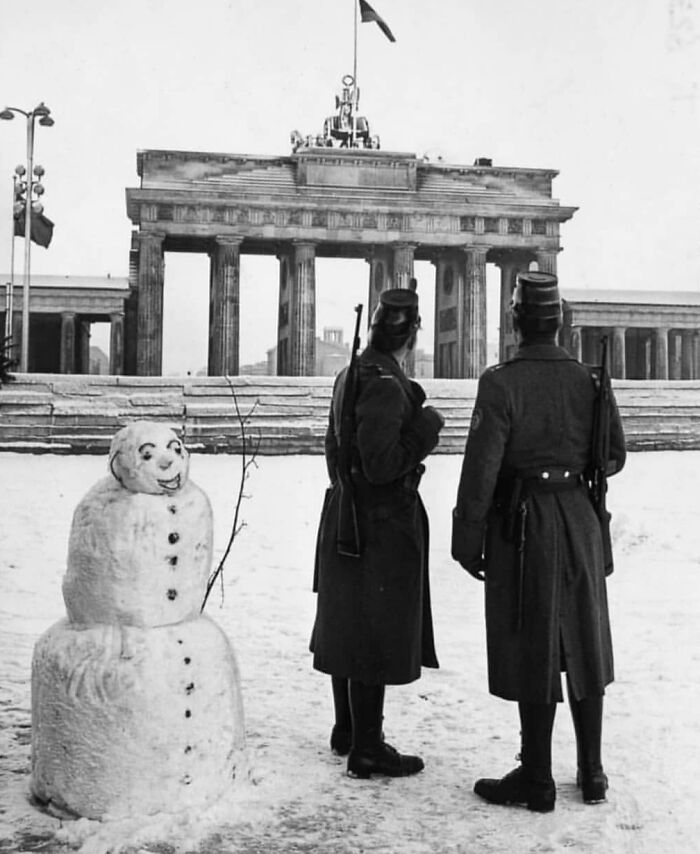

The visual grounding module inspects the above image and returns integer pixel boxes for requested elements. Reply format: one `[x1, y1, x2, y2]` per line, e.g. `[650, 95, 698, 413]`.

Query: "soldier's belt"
[496, 468, 583, 502]
[520, 468, 583, 494]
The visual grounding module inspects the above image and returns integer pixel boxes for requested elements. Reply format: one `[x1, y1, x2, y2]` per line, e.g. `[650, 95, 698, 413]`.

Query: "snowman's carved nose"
[159, 458, 173, 470]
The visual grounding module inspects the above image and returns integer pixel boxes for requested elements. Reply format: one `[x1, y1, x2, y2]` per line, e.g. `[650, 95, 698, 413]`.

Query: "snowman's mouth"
[158, 474, 181, 491]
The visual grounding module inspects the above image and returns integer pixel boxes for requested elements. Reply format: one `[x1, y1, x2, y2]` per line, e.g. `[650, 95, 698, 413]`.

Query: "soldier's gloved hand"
[460, 559, 485, 582]
[423, 405, 445, 430]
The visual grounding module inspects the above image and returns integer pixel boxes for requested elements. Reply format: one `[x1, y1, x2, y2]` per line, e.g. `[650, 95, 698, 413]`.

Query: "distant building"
[266, 326, 350, 376]
[1, 274, 128, 374]
[561, 289, 700, 380]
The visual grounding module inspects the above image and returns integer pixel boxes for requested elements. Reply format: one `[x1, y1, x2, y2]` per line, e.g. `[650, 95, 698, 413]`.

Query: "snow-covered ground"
[1, 450, 699, 853]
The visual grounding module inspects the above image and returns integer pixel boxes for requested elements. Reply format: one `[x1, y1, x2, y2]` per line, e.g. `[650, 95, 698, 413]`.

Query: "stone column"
[209, 236, 242, 376]
[60, 312, 77, 374]
[288, 241, 316, 376]
[276, 248, 292, 375]
[366, 246, 393, 323]
[569, 326, 583, 361]
[494, 254, 530, 361]
[669, 331, 682, 380]
[11, 311, 22, 368]
[611, 326, 627, 379]
[136, 232, 165, 376]
[109, 312, 124, 375]
[391, 243, 415, 290]
[653, 327, 669, 379]
[462, 247, 488, 378]
[79, 319, 91, 374]
[535, 249, 558, 275]
[681, 331, 694, 379]
[433, 251, 460, 378]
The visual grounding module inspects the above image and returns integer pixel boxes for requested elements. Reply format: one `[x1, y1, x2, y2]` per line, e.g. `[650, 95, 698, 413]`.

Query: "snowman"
[30, 421, 245, 820]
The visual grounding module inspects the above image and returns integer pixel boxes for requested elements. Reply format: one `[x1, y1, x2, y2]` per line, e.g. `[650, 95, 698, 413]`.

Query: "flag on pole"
[13, 207, 54, 248]
[359, 0, 396, 42]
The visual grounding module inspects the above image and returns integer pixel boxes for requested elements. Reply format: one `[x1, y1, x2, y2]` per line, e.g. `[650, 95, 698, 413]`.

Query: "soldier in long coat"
[311, 288, 444, 779]
[452, 271, 626, 812]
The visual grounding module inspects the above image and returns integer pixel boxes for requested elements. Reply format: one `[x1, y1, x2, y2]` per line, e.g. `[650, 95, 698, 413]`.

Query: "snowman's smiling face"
[109, 422, 190, 495]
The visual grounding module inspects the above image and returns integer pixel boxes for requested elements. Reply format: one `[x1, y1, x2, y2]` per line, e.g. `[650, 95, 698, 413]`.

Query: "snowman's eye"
[138, 443, 156, 461]
[168, 440, 183, 455]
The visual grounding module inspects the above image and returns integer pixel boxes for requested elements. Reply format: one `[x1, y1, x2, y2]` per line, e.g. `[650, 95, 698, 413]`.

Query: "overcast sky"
[1, 0, 698, 373]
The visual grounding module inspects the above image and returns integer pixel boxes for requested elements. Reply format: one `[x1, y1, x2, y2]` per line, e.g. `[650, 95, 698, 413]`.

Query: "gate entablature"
[125, 148, 576, 377]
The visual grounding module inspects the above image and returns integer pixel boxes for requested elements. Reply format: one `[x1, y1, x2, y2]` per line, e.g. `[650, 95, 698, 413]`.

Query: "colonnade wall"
[562, 297, 700, 380]
[2, 373, 700, 453]
[1, 279, 127, 374]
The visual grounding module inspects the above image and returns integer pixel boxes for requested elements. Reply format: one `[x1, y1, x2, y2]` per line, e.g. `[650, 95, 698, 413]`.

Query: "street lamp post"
[0, 102, 54, 372]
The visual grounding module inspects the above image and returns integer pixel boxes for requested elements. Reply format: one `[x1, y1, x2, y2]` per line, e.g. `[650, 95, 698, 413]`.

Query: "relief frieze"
[508, 218, 523, 235]
[361, 212, 377, 229]
[157, 202, 555, 246]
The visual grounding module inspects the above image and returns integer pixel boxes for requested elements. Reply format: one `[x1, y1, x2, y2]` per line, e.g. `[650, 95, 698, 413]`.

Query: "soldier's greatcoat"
[310, 346, 442, 685]
[453, 344, 626, 703]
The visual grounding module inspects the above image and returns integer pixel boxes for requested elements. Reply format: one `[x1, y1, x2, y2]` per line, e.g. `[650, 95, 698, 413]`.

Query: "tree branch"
[201, 377, 260, 610]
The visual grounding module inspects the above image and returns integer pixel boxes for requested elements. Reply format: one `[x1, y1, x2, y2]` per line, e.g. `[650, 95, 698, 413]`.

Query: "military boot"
[346, 681, 424, 778]
[329, 676, 352, 756]
[474, 702, 556, 812]
[568, 681, 608, 804]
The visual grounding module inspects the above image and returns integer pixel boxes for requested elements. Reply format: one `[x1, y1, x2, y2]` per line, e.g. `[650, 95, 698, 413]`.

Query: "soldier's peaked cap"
[371, 288, 420, 328]
[369, 288, 420, 352]
[512, 271, 561, 320]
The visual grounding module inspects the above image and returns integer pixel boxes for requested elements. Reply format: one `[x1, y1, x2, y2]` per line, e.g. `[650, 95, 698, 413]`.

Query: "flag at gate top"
[359, 0, 396, 42]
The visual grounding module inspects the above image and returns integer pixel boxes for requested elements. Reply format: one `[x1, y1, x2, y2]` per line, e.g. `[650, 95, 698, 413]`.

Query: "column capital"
[135, 230, 166, 246]
[292, 240, 318, 261]
[214, 234, 244, 248]
[489, 248, 533, 269]
[461, 245, 490, 259]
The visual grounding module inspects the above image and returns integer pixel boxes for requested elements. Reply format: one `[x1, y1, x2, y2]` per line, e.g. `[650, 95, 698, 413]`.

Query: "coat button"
[168, 532, 180, 544]
[542, 471, 550, 480]
[167, 588, 178, 600]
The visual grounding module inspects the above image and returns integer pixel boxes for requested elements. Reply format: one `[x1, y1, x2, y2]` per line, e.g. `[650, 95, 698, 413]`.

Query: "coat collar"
[360, 345, 406, 377]
[510, 343, 578, 362]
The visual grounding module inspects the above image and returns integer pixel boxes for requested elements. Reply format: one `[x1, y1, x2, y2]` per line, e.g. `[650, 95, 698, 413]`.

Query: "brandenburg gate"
[125, 85, 576, 378]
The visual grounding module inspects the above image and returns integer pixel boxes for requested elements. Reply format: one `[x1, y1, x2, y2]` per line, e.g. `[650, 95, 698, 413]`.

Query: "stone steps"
[1, 375, 698, 454]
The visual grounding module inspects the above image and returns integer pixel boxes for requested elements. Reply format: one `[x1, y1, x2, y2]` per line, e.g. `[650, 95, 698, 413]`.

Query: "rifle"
[588, 335, 614, 575]
[336, 304, 364, 557]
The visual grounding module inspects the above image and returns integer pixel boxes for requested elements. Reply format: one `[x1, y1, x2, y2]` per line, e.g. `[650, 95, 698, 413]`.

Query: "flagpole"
[353, 0, 358, 88]
[6, 175, 17, 342]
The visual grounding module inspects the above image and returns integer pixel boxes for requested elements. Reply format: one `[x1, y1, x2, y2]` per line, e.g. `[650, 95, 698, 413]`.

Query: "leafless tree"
[201, 377, 261, 610]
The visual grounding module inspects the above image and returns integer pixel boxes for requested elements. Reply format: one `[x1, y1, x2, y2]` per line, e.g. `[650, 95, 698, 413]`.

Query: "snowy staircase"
[0, 375, 699, 454]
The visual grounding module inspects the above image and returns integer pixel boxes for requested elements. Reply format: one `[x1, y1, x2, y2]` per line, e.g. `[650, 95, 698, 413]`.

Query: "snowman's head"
[109, 422, 190, 495]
